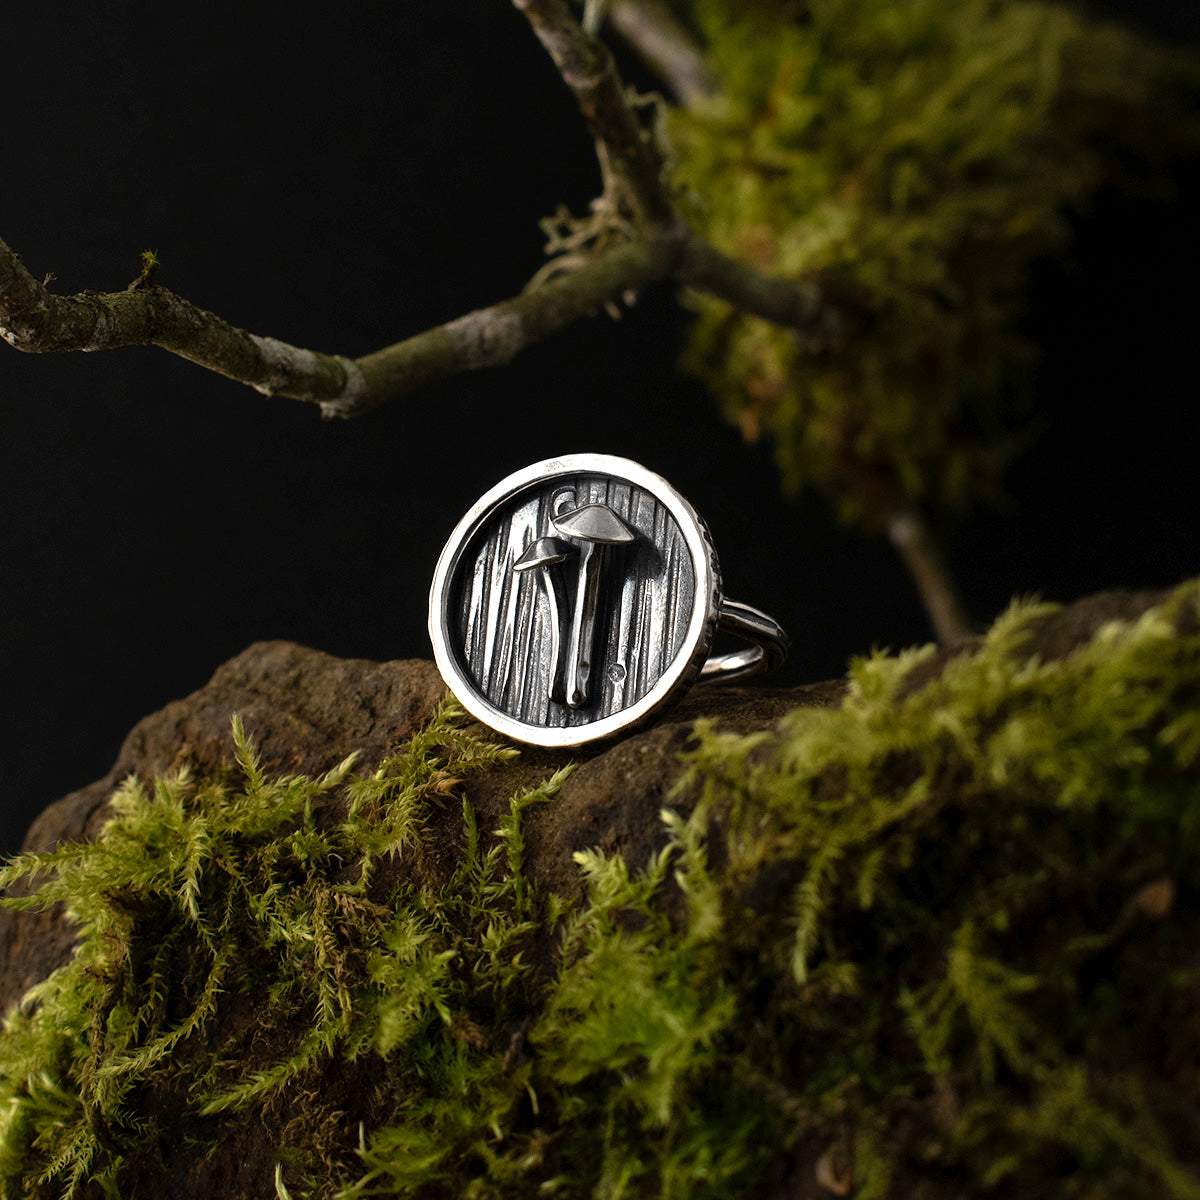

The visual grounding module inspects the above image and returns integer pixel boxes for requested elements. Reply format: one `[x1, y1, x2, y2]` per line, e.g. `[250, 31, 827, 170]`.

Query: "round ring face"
[429, 455, 721, 747]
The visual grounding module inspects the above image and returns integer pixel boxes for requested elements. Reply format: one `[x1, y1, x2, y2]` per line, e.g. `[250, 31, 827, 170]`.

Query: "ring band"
[428, 454, 789, 748]
[703, 600, 790, 684]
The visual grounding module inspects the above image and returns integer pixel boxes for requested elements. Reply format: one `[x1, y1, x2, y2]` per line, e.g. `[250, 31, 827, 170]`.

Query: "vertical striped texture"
[451, 473, 696, 728]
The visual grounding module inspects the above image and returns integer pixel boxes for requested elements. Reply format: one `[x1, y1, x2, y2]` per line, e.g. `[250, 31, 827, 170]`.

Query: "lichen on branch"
[0, 234, 688, 420]
[0, 1, 848, 426]
[0, 235, 363, 408]
[514, 0, 677, 228]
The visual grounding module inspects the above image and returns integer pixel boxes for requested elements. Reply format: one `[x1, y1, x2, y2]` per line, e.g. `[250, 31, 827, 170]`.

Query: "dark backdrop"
[2, 1, 1197, 857]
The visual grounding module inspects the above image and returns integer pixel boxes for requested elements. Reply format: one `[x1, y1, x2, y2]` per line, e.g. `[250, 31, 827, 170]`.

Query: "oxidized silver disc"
[428, 454, 721, 747]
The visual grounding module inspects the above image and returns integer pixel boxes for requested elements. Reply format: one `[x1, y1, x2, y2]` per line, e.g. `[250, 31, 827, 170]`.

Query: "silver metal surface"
[701, 601, 790, 683]
[552, 502, 637, 708]
[428, 454, 788, 748]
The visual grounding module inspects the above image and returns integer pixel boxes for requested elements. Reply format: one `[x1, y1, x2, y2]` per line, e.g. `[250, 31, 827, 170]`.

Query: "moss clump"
[2, 582, 1199, 1198]
[670, 0, 1199, 522]
[683, 578, 1200, 1198]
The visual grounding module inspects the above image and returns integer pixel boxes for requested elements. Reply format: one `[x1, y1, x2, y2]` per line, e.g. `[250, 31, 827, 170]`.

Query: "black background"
[2, 1, 1197, 857]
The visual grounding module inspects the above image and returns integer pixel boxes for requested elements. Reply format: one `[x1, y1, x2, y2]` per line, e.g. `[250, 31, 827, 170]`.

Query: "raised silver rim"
[428, 453, 722, 748]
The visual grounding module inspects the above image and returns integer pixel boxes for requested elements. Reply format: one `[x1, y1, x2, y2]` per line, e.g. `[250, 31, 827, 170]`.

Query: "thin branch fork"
[609, 0, 716, 109]
[2, 2, 967, 645]
[1, 234, 681, 418]
[1, 1, 848, 420]
[0, 236, 359, 408]
[513, 0, 675, 229]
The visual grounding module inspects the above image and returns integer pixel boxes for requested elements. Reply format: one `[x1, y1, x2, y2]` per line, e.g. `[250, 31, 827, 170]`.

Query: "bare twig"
[676, 234, 844, 343]
[345, 236, 675, 418]
[828, 455, 973, 645]
[1, 226, 848, 420]
[0, 235, 362, 409]
[512, 0, 675, 228]
[610, 0, 716, 108]
[1, 235, 678, 419]
[886, 508, 974, 646]
[1, 0, 851, 420]
[2, 2, 850, 418]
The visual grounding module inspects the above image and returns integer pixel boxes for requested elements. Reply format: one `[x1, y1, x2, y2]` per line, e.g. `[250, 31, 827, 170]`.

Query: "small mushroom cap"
[552, 503, 637, 545]
[513, 536, 574, 571]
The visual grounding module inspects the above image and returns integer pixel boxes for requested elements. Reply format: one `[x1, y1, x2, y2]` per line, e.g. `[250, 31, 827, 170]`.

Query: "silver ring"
[428, 454, 789, 748]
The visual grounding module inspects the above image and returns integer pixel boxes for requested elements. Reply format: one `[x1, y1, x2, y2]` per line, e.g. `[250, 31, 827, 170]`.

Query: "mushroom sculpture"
[551, 502, 637, 709]
[512, 536, 575, 704]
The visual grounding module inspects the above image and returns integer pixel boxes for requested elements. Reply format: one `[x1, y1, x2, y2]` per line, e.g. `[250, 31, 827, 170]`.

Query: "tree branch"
[609, 0, 716, 109]
[825, 454, 973, 646]
[345, 236, 676, 418]
[887, 508, 975, 646]
[0, 236, 362, 409]
[512, 0, 675, 228]
[1, 234, 680, 419]
[509, 0, 863, 352]
[676, 234, 852, 345]
[2, 2, 852, 417]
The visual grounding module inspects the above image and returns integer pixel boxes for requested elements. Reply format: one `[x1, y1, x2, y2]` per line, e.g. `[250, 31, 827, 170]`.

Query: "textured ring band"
[428, 453, 789, 748]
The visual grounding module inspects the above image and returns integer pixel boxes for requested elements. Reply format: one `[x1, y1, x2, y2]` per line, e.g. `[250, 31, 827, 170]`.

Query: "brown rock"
[0, 586, 1173, 1016]
[22, 641, 448, 856]
[898, 585, 1176, 697]
[0, 643, 845, 1017]
[0, 641, 447, 1014]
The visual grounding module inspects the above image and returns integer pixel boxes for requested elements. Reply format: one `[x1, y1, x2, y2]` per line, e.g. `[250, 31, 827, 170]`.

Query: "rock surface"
[0, 640, 844, 1015]
[0, 585, 1173, 1018]
[0, 584, 1194, 1200]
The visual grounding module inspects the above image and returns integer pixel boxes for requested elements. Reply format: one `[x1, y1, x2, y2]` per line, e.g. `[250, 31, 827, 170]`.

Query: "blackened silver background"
[449, 473, 696, 727]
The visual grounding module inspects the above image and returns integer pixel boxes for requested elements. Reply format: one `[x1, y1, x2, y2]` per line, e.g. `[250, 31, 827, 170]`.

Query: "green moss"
[669, 0, 1199, 521]
[3, 582, 1200, 1197]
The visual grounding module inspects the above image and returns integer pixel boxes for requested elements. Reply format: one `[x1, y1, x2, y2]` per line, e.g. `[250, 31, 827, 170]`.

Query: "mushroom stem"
[565, 541, 602, 708]
[551, 501, 637, 710]
[541, 571, 569, 704]
[513, 536, 575, 705]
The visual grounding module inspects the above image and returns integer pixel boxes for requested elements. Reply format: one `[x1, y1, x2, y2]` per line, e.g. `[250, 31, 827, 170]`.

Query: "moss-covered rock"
[1, 582, 1197, 1198]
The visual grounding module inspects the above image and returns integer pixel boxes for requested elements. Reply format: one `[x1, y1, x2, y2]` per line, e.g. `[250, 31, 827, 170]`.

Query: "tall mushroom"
[512, 535, 575, 703]
[551, 502, 637, 709]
